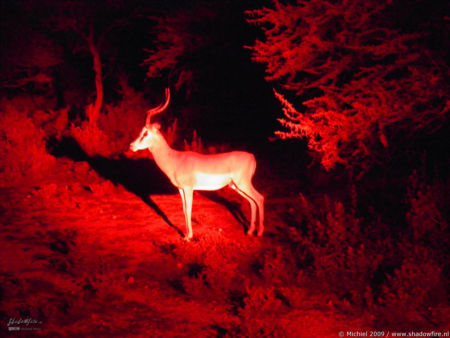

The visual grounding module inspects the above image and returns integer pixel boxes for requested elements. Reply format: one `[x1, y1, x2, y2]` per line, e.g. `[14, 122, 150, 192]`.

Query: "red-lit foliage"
[379, 172, 448, 327]
[288, 194, 385, 305]
[247, 0, 449, 173]
[70, 79, 150, 157]
[284, 179, 448, 328]
[406, 171, 448, 247]
[0, 98, 68, 186]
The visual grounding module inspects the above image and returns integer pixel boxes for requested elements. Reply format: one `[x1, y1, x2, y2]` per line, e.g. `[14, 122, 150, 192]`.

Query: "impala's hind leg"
[254, 187, 264, 236]
[232, 181, 264, 236]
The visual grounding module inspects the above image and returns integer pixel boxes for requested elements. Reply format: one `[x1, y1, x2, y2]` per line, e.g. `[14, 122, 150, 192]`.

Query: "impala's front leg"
[179, 188, 193, 240]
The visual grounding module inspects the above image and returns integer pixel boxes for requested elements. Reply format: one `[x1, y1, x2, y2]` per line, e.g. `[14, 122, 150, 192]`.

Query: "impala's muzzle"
[130, 127, 151, 152]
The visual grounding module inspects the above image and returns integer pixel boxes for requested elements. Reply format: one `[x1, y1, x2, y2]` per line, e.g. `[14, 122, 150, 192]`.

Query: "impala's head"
[129, 88, 170, 152]
[130, 123, 162, 151]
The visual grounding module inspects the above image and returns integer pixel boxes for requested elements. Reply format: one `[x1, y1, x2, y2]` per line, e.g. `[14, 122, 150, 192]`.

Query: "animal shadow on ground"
[51, 137, 183, 236]
[199, 191, 249, 234]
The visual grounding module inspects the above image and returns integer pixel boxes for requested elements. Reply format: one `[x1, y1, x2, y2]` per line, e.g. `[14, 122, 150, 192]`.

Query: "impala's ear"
[152, 123, 161, 131]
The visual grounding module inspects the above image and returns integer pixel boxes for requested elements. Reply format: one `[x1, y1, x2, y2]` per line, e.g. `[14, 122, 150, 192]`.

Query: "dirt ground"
[0, 156, 369, 337]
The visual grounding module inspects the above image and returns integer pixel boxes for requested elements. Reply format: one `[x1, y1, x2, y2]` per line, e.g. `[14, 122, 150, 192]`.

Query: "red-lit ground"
[0, 156, 372, 337]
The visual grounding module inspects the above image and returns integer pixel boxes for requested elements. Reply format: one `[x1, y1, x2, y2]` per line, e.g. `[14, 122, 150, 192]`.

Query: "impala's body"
[130, 89, 264, 240]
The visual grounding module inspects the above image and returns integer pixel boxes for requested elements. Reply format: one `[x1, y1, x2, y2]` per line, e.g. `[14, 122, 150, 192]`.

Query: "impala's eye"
[140, 130, 148, 140]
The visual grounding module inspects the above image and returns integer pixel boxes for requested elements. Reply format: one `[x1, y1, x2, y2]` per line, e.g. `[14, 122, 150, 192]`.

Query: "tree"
[33, 0, 139, 124]
[46, 0, 108, 124]
[247, 0, 449, 175]
[143, 4, 213, 95]
[143, 2, 237, 97]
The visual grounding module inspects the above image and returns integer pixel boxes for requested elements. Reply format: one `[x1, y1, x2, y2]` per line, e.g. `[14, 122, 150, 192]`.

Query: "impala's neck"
[149, 133, 178, 177]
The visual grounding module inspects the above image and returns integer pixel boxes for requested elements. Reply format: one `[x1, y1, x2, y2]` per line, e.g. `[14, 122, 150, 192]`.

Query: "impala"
[130, 89, 264, 240]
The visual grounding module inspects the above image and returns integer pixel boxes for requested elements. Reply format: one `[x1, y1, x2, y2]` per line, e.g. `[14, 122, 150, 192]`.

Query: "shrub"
[285, 173, 448, 327]
[71, 82, 149, 157]
[379, 251, 444, 327]
[290, 194, 386, 307]
[0, 100, 56, 186]
[405, 171, 448, 250]
[372, 172, 449, 327]
[238, 286, 286, 337]
[70, 119, 110, 157]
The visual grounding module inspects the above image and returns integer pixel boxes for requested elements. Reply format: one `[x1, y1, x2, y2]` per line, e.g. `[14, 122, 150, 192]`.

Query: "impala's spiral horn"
[146, 88, 171, 127]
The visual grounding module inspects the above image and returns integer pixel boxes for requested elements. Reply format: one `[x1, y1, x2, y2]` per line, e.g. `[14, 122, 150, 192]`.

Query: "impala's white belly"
[194, 173, 232, 190]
